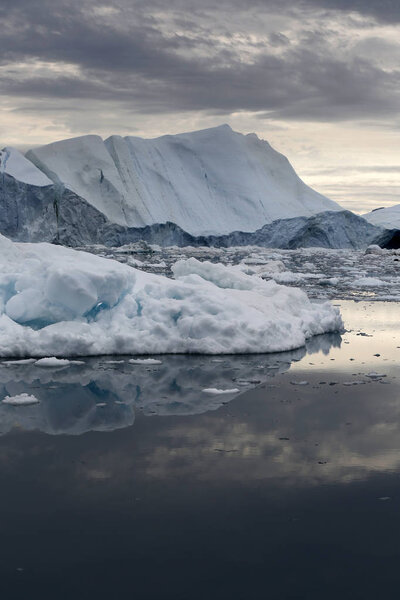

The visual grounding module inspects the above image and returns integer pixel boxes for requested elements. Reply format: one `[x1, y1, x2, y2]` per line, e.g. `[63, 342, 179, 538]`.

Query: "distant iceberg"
[0, 234, 343, 357]
[0, 126, 392, 249]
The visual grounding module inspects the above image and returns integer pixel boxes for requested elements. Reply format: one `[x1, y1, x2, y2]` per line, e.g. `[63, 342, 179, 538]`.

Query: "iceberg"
[363, 205, 400, 230]
[0, 234, 342, 357]
[0, 147, 52, 187]
[26, 125, 341, 236]
[0, 128, 391, 249]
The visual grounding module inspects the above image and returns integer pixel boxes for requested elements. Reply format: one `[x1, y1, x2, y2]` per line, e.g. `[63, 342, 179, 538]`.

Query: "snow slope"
[0, 234, 342, 357]
[0, 147, 52, 187]
[26, 125, 341, 236]
[363, 205, 400, 230]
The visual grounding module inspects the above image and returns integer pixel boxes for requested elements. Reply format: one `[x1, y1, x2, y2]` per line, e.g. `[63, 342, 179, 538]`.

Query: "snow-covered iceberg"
[0, 129, 390, 249]
[26, 125, 341, 236]
[0, 234, 342, 357]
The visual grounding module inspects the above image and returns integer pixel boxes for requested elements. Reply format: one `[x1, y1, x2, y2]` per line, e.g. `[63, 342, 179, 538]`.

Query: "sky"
[0, 0, 399, 214]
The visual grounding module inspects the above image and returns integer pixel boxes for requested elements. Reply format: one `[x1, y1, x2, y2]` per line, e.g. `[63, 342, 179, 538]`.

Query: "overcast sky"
[1, 0, 399, 213]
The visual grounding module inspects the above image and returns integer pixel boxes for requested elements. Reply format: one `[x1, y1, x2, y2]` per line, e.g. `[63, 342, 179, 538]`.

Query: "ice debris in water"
[3, 359, 37, 365]
[2, 393, 39, 406]
[34, 357, 80, 367]
[0, 234, 343, 357]
[129, 358, 163, 365]
[352, 277, 386, 287]
[202, 388, 240, 395]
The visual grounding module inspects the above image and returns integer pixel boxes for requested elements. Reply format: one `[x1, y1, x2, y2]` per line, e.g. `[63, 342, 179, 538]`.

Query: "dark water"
[1, 301, 400, 599]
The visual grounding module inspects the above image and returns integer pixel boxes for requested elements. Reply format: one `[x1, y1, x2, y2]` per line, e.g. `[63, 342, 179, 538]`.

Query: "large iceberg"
[26, 125, 341, 236]
[0, 129, 390, 249]
[0, 234, 342, 357]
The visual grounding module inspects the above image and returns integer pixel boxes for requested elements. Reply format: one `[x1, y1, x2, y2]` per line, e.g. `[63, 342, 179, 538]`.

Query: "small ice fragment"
[366, 372, 387, 379]
[290, 380, 309, 386]
[378, 497, 391, 501]
[202, 388, 240, 395]
[3, 359, 37, 365]
[129, 358, 162, 365]
[96, 402, 107, 407]
[35, 357, 71, 367]
[2, 393, 39, 406]
[104, 360, 125, 364]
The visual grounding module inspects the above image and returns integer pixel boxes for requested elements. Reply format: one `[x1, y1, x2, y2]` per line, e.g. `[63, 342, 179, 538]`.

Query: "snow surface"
[0, 147, 52, 187]
[0, 234, 342, 357]
[363, 205, 400, 230]
[25, 125, 341, 236]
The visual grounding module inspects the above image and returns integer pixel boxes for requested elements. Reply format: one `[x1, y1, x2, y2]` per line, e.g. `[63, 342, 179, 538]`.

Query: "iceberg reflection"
[0, 332, 341, 436]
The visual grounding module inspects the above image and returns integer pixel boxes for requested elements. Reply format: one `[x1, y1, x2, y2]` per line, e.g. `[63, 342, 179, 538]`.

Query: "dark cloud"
[0, 0, 399, 125]
[306, 0, 400, 23]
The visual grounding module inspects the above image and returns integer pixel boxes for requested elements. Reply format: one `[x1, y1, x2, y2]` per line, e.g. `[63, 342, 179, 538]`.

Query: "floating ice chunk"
[365, 372, 387, 379]
[103, 360, 125, 364]
[35, 357, 72, 367]
[2, 393, 39, 406]
[290, 380, 309, 386]
[129, 358, 163, 365]
[268, 271, 320, 284]
[320, 278, 339, 286]
[202, 388, 240, 394]
[2, 359, 37, 365]
[0, 235, 343, 357]
[365, 244, 385, 255]
[352, 277, 386, 287]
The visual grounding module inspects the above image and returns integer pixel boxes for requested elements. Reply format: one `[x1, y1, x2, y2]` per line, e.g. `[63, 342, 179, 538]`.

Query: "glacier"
[0, 234, 343, 357]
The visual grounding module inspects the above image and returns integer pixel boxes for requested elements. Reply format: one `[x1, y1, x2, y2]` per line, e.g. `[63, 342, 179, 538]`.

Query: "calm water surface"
[1, 300, 400, 599]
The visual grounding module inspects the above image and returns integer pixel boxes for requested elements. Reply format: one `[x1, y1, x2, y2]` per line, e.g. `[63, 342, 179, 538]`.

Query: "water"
[86, 243, 400, 301]
[1, 300, 400, 598]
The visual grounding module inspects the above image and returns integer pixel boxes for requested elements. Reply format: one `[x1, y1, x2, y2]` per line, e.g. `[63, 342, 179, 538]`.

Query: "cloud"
[0, 0, 399, 125]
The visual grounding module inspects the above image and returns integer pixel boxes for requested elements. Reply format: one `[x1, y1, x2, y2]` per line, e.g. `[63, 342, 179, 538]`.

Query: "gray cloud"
[1, 0, 400, 125]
